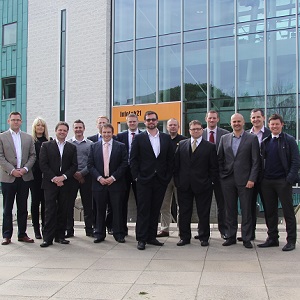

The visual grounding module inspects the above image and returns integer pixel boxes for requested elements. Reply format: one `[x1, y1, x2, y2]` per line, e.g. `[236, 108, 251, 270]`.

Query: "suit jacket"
[116, 130, 142, 154]
[87, 133, 99, 143]
[203, 127, 229, 149]
[246, 126, 271, 142]
[218, 131, 260, 186]
[87, 139, 128, 192]
[39, 140, 78, 189]
[174, 138, 219, 194]
[130, 131, 173, 186]
[0, 130, 36, 183]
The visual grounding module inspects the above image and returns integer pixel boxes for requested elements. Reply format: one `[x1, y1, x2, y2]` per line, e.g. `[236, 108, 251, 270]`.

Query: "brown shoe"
[1, 238, 11, 245]
[18, 236, 34, 243]
[157, 231, 169, 237]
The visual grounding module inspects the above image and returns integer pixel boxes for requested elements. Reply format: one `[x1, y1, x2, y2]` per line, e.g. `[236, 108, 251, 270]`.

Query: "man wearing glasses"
[130, 111, 173, 250]
[174, 120, 218, 247]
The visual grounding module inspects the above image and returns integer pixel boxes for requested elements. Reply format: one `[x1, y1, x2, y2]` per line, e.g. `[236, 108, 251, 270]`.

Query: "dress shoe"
[94, 238, 105, 243]
[86, 232, 94, 237]
[55, 238, 70, 244]
[237, 237, 243, 242]
[257, 239, 279, 248]
[177, 239, 190, 246]
[282, 243, 295, 251]
[116, 237, 125, 243]
[107, 228, 113, 235]
[243, 241, 253, 249]
[194, 235, 200, 239]
[137, 241, 146, 250]
[18, 236, 34, 243]
[33, 226, 42, 239]
[201, 241, 209, 247]
[1, 238, 11, 245]
[147, 239, 164, 246]
[157, 230, 169, 237]
[220, 233, 228, 240]
[65, 233, 74, 238]
[222, 239, 237, 246]
[40, 241, 53, 248]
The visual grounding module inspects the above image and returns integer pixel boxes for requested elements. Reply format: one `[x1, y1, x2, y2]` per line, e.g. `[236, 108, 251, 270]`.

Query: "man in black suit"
[175, 120, 218, 247]
[194, 110, 229, 240]
[88, 123, 128, 243]
[39, 121, 78, 247]
[131, 111, 173, 250]
[218, 113, 260, 249]
[116, 113, 141, 235]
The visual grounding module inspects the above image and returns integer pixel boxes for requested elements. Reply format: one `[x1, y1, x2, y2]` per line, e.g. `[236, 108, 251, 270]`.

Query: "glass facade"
[112, 0, 299, 139]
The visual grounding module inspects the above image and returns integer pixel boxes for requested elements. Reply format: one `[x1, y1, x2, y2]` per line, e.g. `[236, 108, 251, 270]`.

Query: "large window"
[2, 23, 17, 46]
[2, 77, 16, 100]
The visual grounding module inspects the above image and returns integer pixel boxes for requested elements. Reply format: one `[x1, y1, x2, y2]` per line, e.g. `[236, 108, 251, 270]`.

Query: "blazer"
[203, 127, 229, 149]
[174, 138, 219, 194]
[218, 131, 260, 186]
[87, 139, 128, 192]
[39, 140, 78, 189]
[87, 133, 99, 143]
[130, 131, 173, 186]
[116, 130, 142, 154]
[246, 126, 271, 143]
[0, 130, 36, 183]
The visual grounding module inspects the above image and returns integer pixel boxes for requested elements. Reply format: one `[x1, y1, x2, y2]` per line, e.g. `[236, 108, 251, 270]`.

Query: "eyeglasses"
[145, 118, 157, 122]
[189, 128, 203, 131]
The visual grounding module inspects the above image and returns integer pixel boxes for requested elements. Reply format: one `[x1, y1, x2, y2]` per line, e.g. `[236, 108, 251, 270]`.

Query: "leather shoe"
[55, 238, 70, 244]
[243, 241, 253, 249]
[86, 232, 94, 237]
[137, 241, 146, 250]
[237, 237, 243, 242]
[282, 243, 295, 251]
[201, 240, 209, 247]
[94, 238, 105, 243]
[157, 230, 169, 237]
[194, 235, 200, 239]
[116, 237, 125, 243]
[257, 239, 279, 248]
[221, 233, 228, 240]
[147, 239, 164, 246]
[177, 239, 190, 246]
[107, 228, 113, 235]
[40, 241, 53, 248]
[18, 236, 34, 243]
[65, 232, 74, 238]
[222, 239, 237, 246]
[1, 238, 11, 245]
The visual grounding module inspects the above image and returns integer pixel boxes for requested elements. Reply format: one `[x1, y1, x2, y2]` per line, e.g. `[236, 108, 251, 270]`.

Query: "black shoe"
[220, 233, 228, 240]
[237, 237, 243, 242]
[94, 238, 105, 243]
[86, 232, 94, 237]
[201, 240, 209, 247]
[65, 232, 74, 238]
[116, 237, 125, 243]
[243, 241, 253, 249]
[177, 239, 190, 246]
[147, 239, 164, 246]
[257, 239, 279, 248]
[107, 228, 113, 235]
[222, 239, 237, 246]
[55, 238, 70, 244]
[40, 241, 53, 248]
[194, 235, 200, 239]
[282, 243, 295, 251]
[137, 241, 146, 250]
[34, 226, 42, 239]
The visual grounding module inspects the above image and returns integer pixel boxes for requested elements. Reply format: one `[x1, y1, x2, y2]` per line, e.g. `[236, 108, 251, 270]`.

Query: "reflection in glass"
[267, 28, 296, 94]
[159, 0, 181, 35]
[136, 0, 156, 38]
[267, 0, 296, 19]
[136, 48, 156, 104]
[238, 33, 264, 97]
[237, 0, 264, 22]
[210, 0, 234, 27]
[3, 23, 17, 46]
[113, 52, 133, 105]
[184, 0, 207, 31]
[237, 96, 265, 118]
[210, 37, 235, 99]
[210, 24, 234, 39]
[267, 16, 296, 31]
[159, 33, 181, 46]
[238, 20, 264, 35]
[159, 44, 181, 102]
[114, 0, 134, 42]
[184, 29, 206, 43]
[210, 98, 234, 131]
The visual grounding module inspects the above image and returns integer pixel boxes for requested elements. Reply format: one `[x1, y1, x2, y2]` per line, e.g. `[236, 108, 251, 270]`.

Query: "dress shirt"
[250, 126, 265, 144]
[9, 128, 22, 169]
[190, 136, 202, 148]
[97, 139, 116, 181]
[207, 128, 217, 144]
[232, 131, 244, 156]
[147, 129, 160, 158]
[271, 133, 280, 139]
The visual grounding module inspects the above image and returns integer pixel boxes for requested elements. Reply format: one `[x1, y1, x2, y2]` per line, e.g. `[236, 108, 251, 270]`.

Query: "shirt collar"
[9, 128, 21, 135]
[71, 136, 87, 143]
[146, 129, 159, 138]
[55, 138, 66, 146]
[250, 126, 265, 134]
[232, 130, 244, 138]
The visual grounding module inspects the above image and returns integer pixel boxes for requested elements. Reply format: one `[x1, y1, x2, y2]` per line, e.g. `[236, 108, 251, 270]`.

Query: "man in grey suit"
[0, 112, 36, 245]
[195, 110, 229, 239]
[218, 113, 260, 249]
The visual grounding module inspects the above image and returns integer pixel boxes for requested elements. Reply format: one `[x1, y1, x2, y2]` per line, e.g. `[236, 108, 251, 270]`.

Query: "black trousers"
[43, 186, 69, 242]
[261, 178, 296, 244]
[221, 175, 253, 242]
[2, 178, 30, 238]
[30, 178, 45, 228]
[135, 176, 167, 242]
[67, 175, 93, 234]
[178, 187, 213, 242]
[212, 182, 227, 235]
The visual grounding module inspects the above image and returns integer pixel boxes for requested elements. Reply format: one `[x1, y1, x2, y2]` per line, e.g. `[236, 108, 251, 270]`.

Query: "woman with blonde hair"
[30, 117, 50, 239]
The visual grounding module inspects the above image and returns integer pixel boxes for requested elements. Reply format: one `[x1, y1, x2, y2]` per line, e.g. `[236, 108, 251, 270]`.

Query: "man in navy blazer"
[88, 123, 128, 243]
[218, 113, 260, 249]
[130, 111, 173, 250]
[116, 113, 141, 235]
[39, 121, 78, 247]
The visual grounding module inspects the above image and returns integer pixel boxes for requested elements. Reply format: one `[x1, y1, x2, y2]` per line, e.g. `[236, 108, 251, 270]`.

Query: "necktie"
[209, 131, 215, 143]
[103, 142, 110, 177]
[131, 132, 135, 142]
[192, 139, 197, 152]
